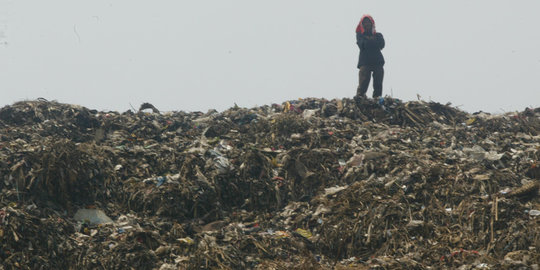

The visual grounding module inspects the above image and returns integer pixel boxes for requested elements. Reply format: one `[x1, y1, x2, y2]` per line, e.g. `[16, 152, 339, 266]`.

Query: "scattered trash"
[0, 98, 538, 269]
[323, 185, 349, 196]
[74, 209, 113, 225]
[294, 228, 313, 239]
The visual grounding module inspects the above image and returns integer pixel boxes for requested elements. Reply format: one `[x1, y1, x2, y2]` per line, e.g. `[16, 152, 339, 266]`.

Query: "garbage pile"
[0, 97, 539, 269]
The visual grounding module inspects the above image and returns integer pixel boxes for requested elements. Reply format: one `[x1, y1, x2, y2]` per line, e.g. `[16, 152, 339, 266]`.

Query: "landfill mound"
[0, 97, 539, 269]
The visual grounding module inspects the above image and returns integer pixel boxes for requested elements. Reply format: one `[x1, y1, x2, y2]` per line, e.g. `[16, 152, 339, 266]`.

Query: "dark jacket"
[356, 32, 385, 68]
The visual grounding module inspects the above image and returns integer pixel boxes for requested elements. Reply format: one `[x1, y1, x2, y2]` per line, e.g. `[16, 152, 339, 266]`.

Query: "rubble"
[0, 97, 539, 269]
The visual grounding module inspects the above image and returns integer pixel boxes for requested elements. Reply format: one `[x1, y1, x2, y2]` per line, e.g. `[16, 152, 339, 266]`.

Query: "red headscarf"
[356, 14, 376, 34]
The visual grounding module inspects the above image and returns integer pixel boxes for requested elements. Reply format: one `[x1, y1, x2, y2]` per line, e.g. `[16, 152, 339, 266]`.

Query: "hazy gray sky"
[1, 0, 540, 113]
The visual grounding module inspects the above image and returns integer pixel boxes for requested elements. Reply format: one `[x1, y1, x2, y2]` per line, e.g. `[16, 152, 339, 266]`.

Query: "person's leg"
[357, 66, 371, 97]
[372, 66, 384, 98]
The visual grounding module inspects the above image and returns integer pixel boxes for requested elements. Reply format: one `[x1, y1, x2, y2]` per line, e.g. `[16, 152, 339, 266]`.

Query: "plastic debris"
[294, 228, 312, 239]
[0, 98, 539, 269]
[74, 209, 113, 225]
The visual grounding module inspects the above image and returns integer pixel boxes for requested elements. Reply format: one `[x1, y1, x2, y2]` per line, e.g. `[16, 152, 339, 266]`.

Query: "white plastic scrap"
[74, 209, 113, 225]
[302, 109, 319, 119]
[462, 145, 503, 161]
[323, 185, 349, 196]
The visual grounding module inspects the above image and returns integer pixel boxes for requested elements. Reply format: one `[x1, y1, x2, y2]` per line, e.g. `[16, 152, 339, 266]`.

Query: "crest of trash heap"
[0, 97, 539, 269]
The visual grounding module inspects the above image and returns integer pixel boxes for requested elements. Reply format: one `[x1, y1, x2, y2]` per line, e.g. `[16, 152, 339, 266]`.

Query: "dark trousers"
[357, 65, 384, 98]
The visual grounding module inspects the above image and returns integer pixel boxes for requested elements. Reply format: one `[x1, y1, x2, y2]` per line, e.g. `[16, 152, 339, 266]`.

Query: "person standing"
[355, 15, 385, 99]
